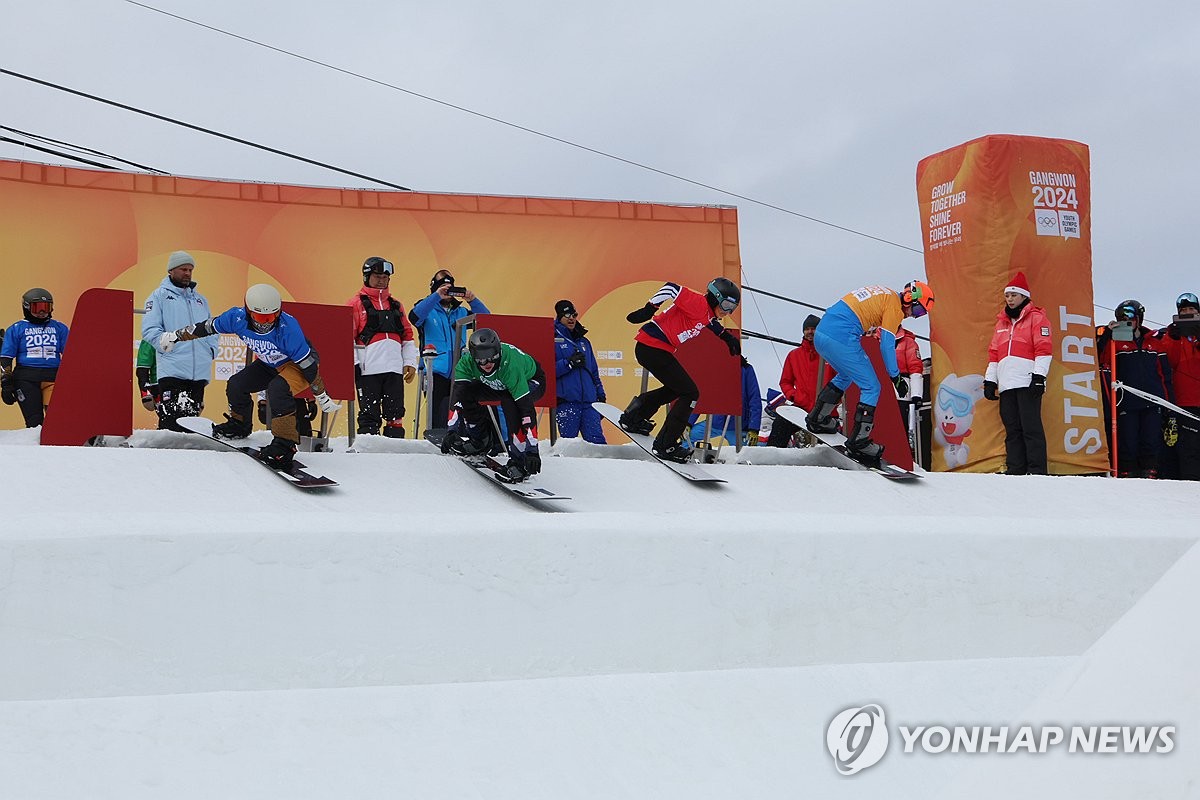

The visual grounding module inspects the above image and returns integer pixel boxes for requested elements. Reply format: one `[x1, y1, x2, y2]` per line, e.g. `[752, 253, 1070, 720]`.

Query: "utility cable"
[0, 67, 412, 191]
[123, 0, 922, 254]
[0, 124, 165, 173]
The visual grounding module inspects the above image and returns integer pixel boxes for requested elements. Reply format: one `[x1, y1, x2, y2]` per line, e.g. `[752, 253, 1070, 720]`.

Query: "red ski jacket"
[1154, 325, 1200, 407]
[635, 286, 719, 353]
[779, 339, 835, 412]
[985, 303, 1052, 392]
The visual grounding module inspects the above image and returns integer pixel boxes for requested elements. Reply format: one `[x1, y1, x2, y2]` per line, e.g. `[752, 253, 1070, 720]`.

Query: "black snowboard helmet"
[362, 256, 393, 285]
[1116, 299, 1145, 323]
[22, 287, 53, 322]
[468, 328, 502, 371]
[706, 277, 740, 313]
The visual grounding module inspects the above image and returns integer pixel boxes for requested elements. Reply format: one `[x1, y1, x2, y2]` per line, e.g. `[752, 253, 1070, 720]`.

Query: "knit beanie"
[167, 251, 195, 272]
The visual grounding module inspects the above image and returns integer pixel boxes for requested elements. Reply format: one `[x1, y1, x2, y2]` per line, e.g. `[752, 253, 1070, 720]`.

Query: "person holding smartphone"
[408, 268, 489, 429]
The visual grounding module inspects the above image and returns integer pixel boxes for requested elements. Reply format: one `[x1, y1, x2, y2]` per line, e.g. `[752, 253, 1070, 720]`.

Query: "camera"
[447, 286, 468, 297]
[1172, 313, 1200, 336]
[1111, 319, 1137, 342]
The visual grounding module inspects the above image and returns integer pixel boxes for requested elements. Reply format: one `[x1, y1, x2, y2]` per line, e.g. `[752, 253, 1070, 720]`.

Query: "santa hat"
[1004, 271, 1031, 298]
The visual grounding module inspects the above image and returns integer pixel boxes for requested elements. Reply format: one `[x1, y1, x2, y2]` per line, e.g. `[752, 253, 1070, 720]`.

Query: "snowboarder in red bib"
[618, 277, 741, 463]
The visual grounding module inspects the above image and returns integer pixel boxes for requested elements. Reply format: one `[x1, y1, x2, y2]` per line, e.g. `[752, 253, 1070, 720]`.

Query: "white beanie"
[167, 251, 195, 272]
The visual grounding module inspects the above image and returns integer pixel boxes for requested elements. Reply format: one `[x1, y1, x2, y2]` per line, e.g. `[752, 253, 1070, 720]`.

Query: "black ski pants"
[355, 367, 405, 434]
[1177, 407, 1200, 481]
[999, 386, 1047, 475]
[633, 342, 699, 449]
[227, 360, 297, 423]
[453, 366, 546, 446]
[156, 377, 207, 432]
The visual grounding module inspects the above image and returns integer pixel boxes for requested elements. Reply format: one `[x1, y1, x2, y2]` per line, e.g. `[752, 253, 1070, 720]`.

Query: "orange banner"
[916, 135, 1108, 474]
[0, 159, 740, 431]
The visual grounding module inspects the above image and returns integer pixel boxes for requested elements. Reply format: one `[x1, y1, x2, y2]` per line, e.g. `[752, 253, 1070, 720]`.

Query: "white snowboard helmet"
[245, 284, 282, 333]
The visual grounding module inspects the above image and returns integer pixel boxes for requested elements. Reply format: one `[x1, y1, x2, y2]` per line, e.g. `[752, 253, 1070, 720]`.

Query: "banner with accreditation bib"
[916, 134, 1109, 474]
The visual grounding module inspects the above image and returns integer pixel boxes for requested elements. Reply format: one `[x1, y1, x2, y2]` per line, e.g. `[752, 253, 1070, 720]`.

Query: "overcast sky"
[3, 0, 1198, 369]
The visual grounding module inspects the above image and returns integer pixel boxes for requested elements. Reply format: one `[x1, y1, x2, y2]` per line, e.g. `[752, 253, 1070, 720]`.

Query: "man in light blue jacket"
[408, 267, 489, 429]
[141, 251, 217, 430]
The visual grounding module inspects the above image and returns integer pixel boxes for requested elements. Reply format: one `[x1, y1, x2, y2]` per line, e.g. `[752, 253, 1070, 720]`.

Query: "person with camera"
[141, 251, 216, 431]
[408, 268, 489, 429]
[1097, 298, 1173, 478]
[981, 272, 1052, 475]
[552, 299, 607, 444]
[618, 277, 742, 463]
[1152, 292, 1200, 480]
[347, 256, 419, 438]
[158, 283, 341, 468]
[441, 328, 545, 482]
[1, 288, 69, 428]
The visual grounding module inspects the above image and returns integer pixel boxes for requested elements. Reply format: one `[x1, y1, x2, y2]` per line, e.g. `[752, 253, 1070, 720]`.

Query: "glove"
[892, 375, 909, 397]
[159, 330, 179, 353]
[720, 330, 740, 356]
[0, 374, 16, 406]
[302, 398, 319, 421]
[983, 381, 998, 401]
[567, 351, 586, 369]
[746, 430, 759, 446]
[140, 386, 157, 411]
[910, 395, 923, 407]
[403, 365, 417, 384]
[313, 391, 341, 413]
[1164, 415, 1179, 447]
[1030, 374, 1046, 397]
[597, 393, 606, 403]
[523, 447, 541, 476]
[626, 302, 658, 324]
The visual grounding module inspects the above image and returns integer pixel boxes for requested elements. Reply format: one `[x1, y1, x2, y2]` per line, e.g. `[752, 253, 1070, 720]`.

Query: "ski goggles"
[27, 301, 51, 316]
[431, 274, 455, 291]
[474, 353, 500, 370]
[937, 386, 974, 416]
[1177, 292, 1199, 310]
[366, 260, 394, 276]
[715, 295, 739, 313]
[248, 309, 280, 327]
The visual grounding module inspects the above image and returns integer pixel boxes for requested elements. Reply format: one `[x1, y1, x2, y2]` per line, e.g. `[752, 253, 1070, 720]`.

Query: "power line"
[123, 0, 923, 255]
[0, 67, 412, 191]
[0, 124, 166, 173]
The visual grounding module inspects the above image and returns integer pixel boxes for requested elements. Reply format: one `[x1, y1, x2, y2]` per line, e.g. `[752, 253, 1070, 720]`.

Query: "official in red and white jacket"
[895, 326, 925, 403]
[347, 257, 419, 437]
[983, 271, 1052, 474]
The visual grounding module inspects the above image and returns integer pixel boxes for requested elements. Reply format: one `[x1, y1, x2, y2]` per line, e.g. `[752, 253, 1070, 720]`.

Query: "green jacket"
[454, 342, 537, 399]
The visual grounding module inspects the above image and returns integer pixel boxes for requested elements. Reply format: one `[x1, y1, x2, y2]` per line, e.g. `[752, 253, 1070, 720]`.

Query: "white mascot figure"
[933, 373, 985, 469]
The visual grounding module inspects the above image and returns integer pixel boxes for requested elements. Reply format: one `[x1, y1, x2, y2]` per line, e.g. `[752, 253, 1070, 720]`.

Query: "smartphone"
[1112, 319, 1136, 342]
[447, 286, 468, 297]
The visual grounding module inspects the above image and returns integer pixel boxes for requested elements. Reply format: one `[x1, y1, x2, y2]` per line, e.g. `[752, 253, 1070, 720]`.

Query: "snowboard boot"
[445, 422, 490, 457]
[844, 403, 884, 467]
[382, 420, 406, 439]
[258, 436, 298, 468]
[805, 382, 843, 434]
[212, 412, 252, 439]
[652, 438, 694, 464]
[259, 414, 300, 468]
[619, 395, 656, 436]
[499, 454, 530, 482]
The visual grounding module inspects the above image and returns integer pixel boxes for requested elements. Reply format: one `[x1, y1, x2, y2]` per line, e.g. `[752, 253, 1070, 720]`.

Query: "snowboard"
[424, 430, 570, 502]
[177, 417, 339, 489]
[593, 403, 725, 483]
[774, 405, 920, 481]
